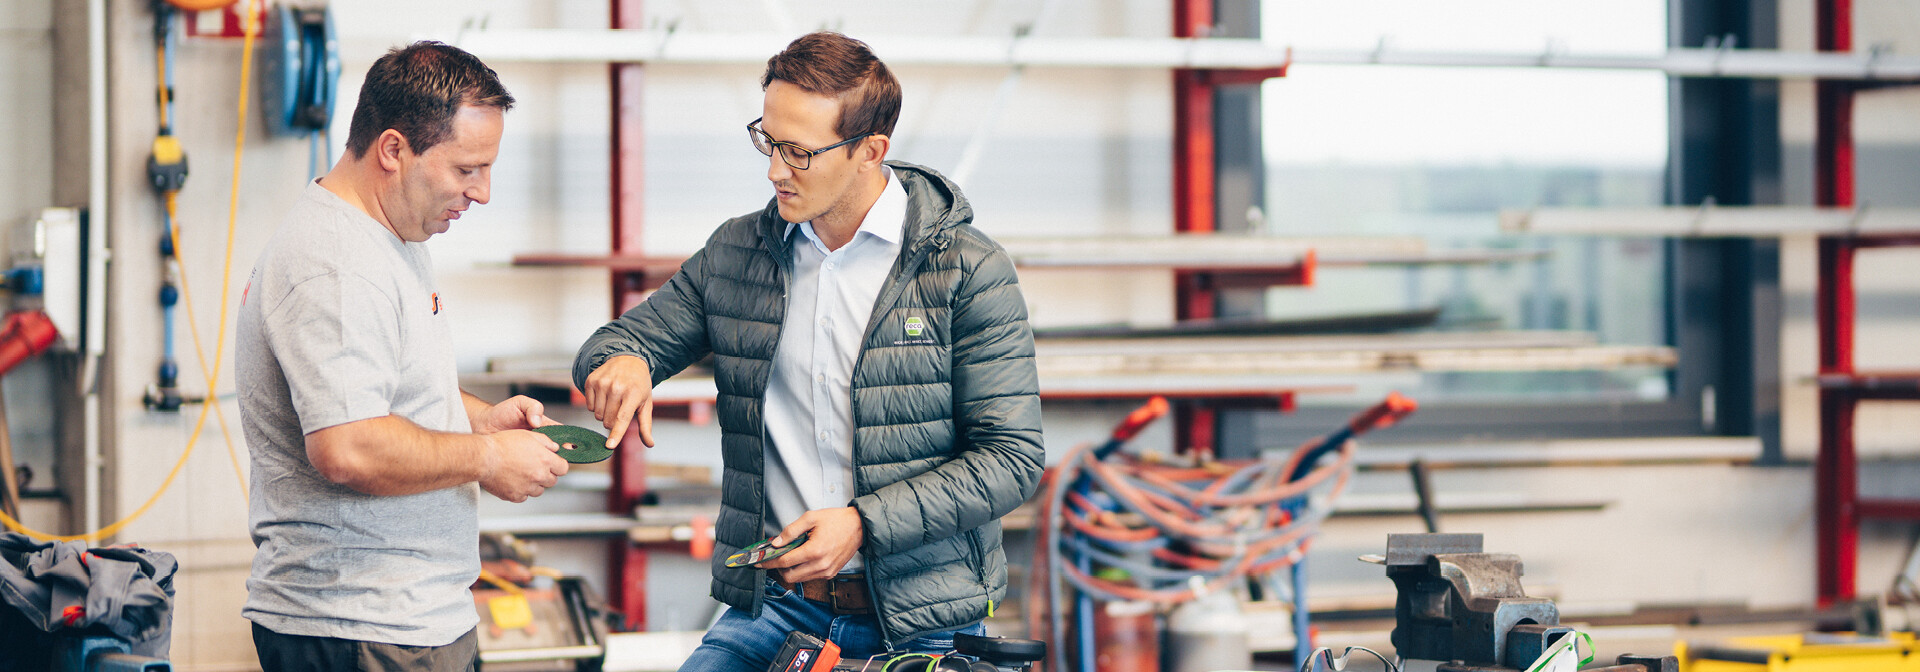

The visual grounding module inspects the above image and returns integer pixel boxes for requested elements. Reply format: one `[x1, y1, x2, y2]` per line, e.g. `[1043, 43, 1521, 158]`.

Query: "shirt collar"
[785, 166, 905, 248]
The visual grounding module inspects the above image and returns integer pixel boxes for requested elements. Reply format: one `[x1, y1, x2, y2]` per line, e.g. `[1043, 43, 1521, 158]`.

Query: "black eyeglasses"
[748, 117, 872, 170]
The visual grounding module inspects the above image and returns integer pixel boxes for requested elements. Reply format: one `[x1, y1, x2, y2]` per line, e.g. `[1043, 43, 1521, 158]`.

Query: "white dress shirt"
[762, 167, 908, 573]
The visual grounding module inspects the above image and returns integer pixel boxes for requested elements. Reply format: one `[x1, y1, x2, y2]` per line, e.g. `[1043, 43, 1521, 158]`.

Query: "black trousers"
[252, 623, 479, 672]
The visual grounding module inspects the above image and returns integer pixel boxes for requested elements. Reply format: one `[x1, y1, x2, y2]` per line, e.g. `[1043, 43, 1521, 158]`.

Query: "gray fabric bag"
[0, 532, 178, 664]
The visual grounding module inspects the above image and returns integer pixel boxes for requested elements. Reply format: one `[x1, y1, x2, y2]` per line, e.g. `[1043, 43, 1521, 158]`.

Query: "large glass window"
[1258, 0, 1671, 405]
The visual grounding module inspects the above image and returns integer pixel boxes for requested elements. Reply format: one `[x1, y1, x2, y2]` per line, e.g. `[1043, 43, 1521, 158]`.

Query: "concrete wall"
[0, 2, 55, 235]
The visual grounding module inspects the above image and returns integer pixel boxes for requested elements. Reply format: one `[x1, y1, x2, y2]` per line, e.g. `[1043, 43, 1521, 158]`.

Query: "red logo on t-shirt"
[432, 293, 440, 314]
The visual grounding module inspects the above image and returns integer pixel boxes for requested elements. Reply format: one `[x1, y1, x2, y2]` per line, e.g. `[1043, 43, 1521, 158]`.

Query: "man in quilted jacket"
[572, 31, 1043, 672]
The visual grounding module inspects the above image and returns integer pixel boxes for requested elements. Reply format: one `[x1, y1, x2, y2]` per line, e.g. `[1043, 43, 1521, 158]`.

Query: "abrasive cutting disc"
[533, 425, 615, 464]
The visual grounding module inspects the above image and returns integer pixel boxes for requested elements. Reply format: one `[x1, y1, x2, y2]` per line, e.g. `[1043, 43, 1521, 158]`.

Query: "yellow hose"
[0, 0, 261, 541]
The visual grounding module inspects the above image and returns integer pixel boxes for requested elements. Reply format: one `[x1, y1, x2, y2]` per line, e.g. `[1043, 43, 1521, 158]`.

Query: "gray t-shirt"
[237, 181, 477, 647]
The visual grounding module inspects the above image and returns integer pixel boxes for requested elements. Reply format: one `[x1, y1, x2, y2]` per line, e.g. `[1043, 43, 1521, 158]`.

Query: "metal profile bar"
[1033, 334, 1677, 376]
[512, 239, 1544, 274]
[1034, 344, 1675, 376]
[472, 331, 1668, 376]
[437, 29, 1920, 80]
[1034, 388, 1325, 402]
[1500, 206, 1920, 237]
[1354, 436, 1763, 469]
[1292, 46, 1920, 80]
[1814, 372, 1920, 396]
[1317, 249, 1550, 266]
[528, 237, 1454, 267]
[465, 335, 1671, 411]
[1007, 234, 1311, 264]
[481, 513, 642, 536]
[512, 253, 686, 273]
[1044, 329, 1614, 350]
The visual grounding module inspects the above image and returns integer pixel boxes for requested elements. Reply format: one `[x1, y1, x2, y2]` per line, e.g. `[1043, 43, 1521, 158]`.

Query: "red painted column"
[1171, 0, 1216, 455]
[1812, 0, 1856, 607]
[611, 3, 649, 316]
[1814, 391, 1853, 605]
[608, 0, 650, 630]
[1172, 67, 1215, 241]
[1171, 0, 1216, 242]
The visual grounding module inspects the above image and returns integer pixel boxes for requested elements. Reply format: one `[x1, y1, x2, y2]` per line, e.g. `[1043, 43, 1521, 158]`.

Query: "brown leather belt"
[775, 573, 873, 615]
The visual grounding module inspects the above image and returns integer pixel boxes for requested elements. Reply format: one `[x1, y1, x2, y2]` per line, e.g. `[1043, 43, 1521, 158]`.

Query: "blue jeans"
[678, 578, 985, 672]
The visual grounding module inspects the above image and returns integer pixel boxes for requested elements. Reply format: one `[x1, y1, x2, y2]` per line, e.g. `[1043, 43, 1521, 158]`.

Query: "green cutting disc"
[533, 425, 615, 464]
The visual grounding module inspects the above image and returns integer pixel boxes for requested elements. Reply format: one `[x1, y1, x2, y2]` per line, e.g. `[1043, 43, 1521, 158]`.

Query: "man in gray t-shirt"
[236, 42, 569, 672]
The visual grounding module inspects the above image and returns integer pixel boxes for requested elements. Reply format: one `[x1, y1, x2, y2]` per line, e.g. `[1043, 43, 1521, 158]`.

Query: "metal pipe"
[1500, 206, 1920, 237]
[1291, 559, 1310, 668]
[435, 29, 1920, 80]
[84, 0, 108, 544]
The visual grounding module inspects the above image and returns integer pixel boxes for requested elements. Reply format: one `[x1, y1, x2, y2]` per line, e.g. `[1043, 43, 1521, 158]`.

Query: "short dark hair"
[761, 32, 901, 152]
[344, 41, 515, 159]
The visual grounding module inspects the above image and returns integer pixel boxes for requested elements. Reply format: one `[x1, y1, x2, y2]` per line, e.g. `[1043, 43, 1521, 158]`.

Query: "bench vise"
[1374, 533, 1677, 672]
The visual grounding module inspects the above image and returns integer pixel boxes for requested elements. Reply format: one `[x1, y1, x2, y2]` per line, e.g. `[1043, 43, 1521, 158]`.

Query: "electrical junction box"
[10, 208, 84, 351]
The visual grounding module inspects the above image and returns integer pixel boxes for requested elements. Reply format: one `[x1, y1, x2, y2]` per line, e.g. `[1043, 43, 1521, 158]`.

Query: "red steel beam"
[1173, 405, 1217, 459]
[1815, 390, 1857, 606]
[1816, 239, 1855, 376]
[1171, 0, 1216, 249]
[607, 418, 649, 630]
[612, 3, 649, 316]
[1852, 235, 1920, 248]
[1813, 0, 1858, 608]
[1859, 498, 1920, 521]
[1172, 66, 1215, 242]
[1172, 64, 1216, 324]
[1812, 88, 1853, 210]
[1171, 0, 1217, 455]
[608, 0, 650, 631]
[1166, 0, 1295, 454]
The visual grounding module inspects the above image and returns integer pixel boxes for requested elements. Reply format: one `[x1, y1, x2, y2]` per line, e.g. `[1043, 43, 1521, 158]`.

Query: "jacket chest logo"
[893, 313, 937, 346]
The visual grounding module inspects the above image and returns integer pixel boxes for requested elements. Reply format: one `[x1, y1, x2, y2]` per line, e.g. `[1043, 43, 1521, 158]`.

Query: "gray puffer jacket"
[572, 161, 1043, 645]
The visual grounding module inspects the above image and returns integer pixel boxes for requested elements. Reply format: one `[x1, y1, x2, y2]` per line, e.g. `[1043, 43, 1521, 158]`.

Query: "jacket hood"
[886, 160, 972, 251]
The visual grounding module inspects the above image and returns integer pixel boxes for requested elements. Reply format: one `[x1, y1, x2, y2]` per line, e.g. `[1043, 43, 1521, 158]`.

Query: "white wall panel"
[0, 1, 55, 256]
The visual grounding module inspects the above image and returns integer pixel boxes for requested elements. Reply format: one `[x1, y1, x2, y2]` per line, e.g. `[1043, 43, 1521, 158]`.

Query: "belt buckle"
[828, 575, 865, 615]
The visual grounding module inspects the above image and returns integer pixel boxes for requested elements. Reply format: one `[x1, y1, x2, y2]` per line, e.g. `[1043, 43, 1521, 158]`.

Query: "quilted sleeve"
[572, 246, 715, 389]
[853, 243, 1044, 554]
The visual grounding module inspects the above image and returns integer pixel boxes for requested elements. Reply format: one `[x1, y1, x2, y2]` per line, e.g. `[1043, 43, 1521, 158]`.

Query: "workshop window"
[1258, 0, 1670, 405]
